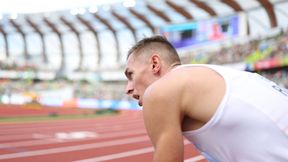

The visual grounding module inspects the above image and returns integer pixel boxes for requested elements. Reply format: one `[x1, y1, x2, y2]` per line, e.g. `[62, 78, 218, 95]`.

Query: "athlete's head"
[124, 35, 181, 106]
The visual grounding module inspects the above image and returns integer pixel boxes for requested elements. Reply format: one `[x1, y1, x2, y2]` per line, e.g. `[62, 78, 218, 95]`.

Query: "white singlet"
[180, 64, 288, 162]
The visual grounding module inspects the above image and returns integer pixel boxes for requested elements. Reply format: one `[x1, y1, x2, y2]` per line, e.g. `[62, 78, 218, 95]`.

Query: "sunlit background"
[0, 0, 288, 161]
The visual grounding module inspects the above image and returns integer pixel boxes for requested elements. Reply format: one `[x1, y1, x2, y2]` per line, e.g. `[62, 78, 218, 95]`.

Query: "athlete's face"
[124, 54, 155, 106]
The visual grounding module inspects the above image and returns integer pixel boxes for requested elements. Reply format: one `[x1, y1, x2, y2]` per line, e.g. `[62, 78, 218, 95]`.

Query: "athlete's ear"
[150, 54, 161, 73]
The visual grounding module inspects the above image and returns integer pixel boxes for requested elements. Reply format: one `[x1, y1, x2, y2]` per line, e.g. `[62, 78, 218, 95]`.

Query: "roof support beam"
[111, 10, 138, 42]
[76, 15, 102, 66]
[60, 16, 84, 71]
[0, 24, 10, 59]
[26, 17, 48, 63]
[93, 13, 121, 63]
[146, 4, 171, 22]
[220, 0, 243, 12]
[188, 0, 217, 16]
[129, 8, 156, 33]
[165, 0, 193, 20]
[9, 19, 29, 62]
[43, 18, 65, 71]
[257, 0, 277, 28]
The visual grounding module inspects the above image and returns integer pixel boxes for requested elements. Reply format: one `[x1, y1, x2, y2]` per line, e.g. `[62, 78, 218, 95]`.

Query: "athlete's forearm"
[152, 138, 184, 162]
[153, 153, 183, 162]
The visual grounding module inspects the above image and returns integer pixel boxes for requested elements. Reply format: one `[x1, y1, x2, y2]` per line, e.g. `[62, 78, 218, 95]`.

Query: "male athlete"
[124, 35, 288, 162]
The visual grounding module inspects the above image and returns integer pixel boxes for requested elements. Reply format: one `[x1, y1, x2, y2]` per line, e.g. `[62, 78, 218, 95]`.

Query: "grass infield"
[0, 109, 120, 123]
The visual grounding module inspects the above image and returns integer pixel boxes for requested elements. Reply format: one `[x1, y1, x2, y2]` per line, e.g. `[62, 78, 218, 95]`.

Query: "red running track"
[0, 110, 207, 162]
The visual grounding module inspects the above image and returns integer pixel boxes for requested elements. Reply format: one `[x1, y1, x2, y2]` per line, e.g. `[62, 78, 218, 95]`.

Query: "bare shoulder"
[141, 68, 187, 122]
[174, 65, 226, 123]
[143, 68, 186, 108]
[144, 65, 226, 124]
[143, 65, 222, 105]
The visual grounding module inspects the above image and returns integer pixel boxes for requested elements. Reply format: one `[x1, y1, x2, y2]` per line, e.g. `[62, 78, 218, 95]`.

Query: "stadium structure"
[0, 0, 288, 109]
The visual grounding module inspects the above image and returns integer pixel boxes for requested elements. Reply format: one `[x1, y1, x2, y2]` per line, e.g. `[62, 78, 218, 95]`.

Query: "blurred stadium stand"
[0, 0, 287, 109]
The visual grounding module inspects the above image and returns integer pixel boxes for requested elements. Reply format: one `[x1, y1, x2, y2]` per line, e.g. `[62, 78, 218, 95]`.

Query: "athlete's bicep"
[142, 86, 184, 162]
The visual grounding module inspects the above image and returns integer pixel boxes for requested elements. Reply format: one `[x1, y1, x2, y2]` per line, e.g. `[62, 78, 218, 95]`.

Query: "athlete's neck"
[168, 62, 181, 71]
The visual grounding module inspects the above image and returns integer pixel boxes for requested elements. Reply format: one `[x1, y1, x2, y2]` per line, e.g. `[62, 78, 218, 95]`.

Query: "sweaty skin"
[125, 53, 225, 162]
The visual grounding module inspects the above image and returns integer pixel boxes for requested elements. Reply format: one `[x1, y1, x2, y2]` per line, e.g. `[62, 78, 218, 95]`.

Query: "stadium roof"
[0, 0, 287, 71]
[0, 0, 125, 13]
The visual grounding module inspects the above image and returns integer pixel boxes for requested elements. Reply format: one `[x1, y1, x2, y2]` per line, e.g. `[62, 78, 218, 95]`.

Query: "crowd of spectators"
[260, 69, 288, 89]
[181, 29, 288, 65]
[73, 81, 127, 100]
[180, 28, 288, 88]
[0, 61, 37, 71]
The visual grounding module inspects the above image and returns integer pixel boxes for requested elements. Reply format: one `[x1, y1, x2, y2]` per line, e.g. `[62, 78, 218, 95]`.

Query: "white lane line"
[0, 123, 145, 141]
[184, 155, 205, 162]
[74, 147, 154, 162]
[0, 121, 145, 136]
[74, 142, 203, 162]
[0, 136, 149, 160]
[0, 129, 146, 147]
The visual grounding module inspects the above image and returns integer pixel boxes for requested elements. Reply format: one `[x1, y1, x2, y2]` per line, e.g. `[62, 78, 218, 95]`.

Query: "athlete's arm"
[142, 82, 184, 162]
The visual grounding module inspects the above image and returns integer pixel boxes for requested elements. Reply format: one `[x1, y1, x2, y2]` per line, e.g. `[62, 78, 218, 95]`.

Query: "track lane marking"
[0, 120, 144, 135]
[0, 129, 147, 147]
[0, 136, 149, 160]
[184, 155, 205, 162]
[74, 147, 154, 162]
[74, 141, 203, 162]
[0, 123, 145, 141]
